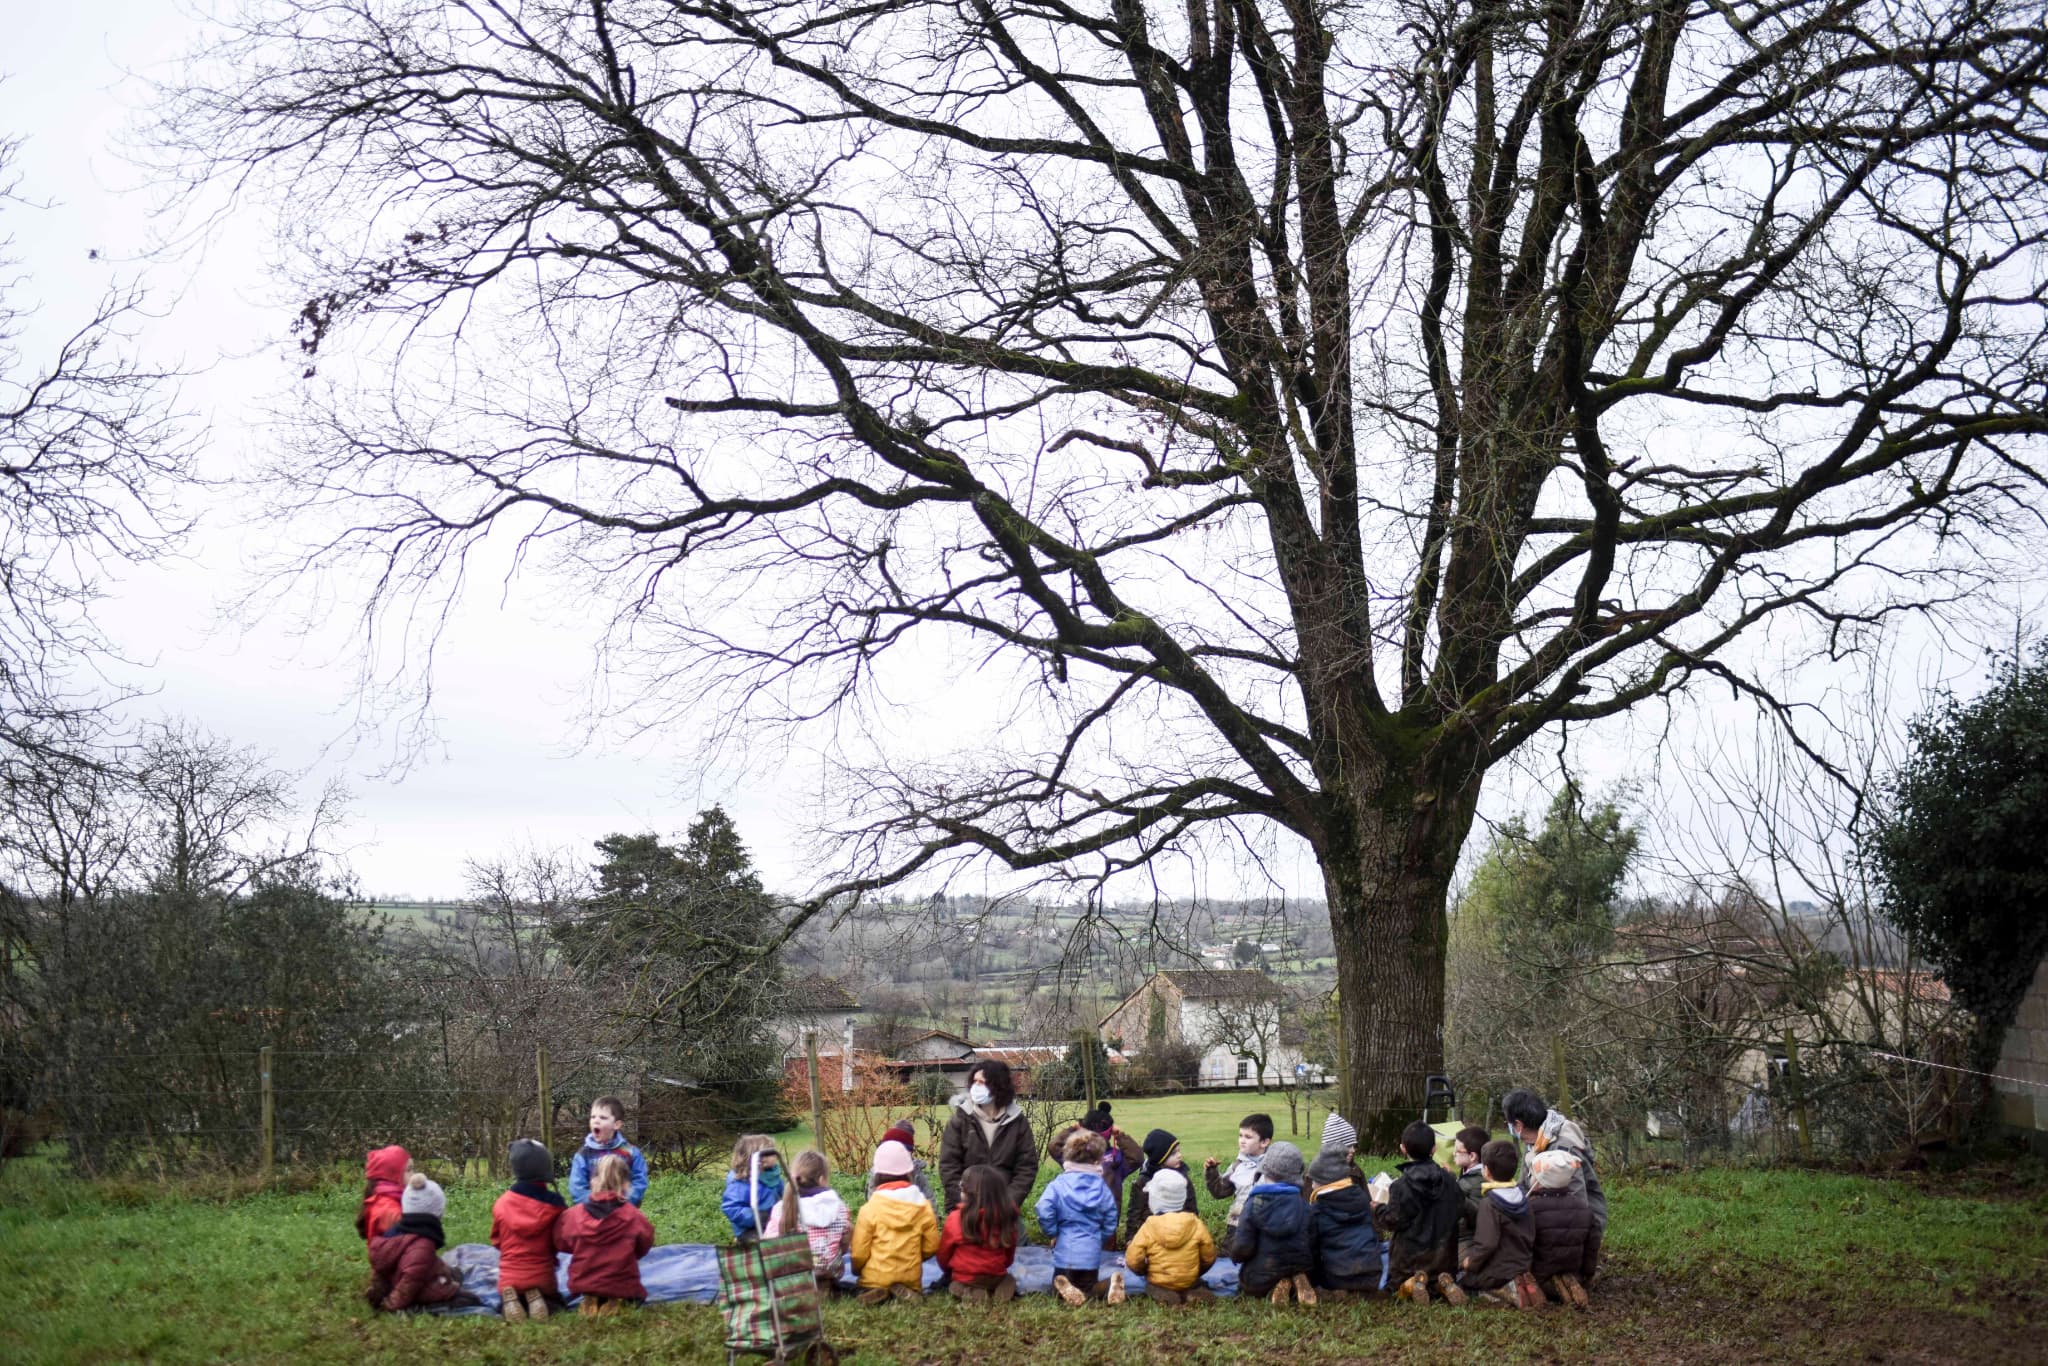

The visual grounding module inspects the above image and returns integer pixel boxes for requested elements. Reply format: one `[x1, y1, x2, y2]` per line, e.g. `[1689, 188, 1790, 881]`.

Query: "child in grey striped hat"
[1319, 1113, 1366, 1185]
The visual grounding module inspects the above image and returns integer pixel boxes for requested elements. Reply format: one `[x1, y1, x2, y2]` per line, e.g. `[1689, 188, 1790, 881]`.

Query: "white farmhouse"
[1098, 969, 1319, 1089]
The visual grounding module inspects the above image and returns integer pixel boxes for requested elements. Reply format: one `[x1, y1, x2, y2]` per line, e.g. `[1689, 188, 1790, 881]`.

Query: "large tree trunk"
[1323, 768, 1483, 1152]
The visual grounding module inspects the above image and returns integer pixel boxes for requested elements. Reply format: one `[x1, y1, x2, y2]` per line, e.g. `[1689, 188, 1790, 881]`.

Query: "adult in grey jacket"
[1503, 1088, 1607, 1282]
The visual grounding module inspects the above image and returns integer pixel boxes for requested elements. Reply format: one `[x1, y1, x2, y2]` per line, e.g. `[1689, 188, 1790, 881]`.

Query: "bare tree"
[0, 134, 196, 763]
[164, 0, 2048, 1141]
[1203, 979, 1286, 1093]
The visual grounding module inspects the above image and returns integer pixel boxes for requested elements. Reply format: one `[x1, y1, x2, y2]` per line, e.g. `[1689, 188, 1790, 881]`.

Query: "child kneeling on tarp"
[1121, 1167, 1216, 1305]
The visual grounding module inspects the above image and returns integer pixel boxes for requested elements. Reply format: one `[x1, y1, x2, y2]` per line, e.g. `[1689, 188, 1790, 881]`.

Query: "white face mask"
[969, 1083, 992, 1108]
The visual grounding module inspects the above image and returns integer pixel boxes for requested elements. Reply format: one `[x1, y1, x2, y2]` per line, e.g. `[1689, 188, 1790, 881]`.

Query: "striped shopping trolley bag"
[716, 1153, 845, 1365]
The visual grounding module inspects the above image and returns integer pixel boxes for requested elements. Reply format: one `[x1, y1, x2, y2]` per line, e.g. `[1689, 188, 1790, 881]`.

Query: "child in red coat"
[937, 1164, 1020, 1302]
[366, 1174, 473, 1312]
[357, 1144, 410, 1242]
[554, 1153, 655, 1314]
[492, 1138, 567, 1321]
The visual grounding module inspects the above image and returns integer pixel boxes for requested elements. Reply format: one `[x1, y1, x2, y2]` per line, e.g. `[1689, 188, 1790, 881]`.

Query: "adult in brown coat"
[937, 1060, 1039, 1213]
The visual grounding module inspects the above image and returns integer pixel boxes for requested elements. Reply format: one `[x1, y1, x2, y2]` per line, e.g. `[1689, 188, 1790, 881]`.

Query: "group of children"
[356, 1094, 1602, 1319]
[358, 1097, 656, 1318]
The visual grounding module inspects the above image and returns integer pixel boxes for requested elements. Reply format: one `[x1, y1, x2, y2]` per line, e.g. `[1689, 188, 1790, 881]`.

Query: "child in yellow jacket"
[851, 1139, 939, 1304]
[1121, 1169, 1217, 1305]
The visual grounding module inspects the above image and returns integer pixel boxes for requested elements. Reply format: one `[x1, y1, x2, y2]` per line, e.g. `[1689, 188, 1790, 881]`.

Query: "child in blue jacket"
[721, 1134, 799, 1243]
[1036, 1130, 1123, 1304]
[567, 1095, 650, 1205]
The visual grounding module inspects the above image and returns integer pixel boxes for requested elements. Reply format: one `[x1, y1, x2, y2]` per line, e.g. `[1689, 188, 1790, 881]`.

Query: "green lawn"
[5, 1142, 2044, 1364]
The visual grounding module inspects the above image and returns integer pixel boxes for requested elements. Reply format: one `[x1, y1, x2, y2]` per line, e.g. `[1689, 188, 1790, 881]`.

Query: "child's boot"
[949, 1281, 988, 1304]
[1053, 1274, 1087, 1307]
[1184, 1286, 1218, 1305]
[500, 1286, 526, 1321]
[1145, 1285, 1183, 1306]
[1106, 1271, 1127, 1305]
[991, 1274, 1017, 1303]
[857, 1287, 890, 1306]
[1436, 1273, 1467, 1306]
[1513, 1272, 1544, 1310]
[1291, 1272, 1317, 1306]
[524, 1288, 550, 1321]
[889, 1283, 922, 1304]
[1268, 1279, 1292, 1305]
[1401, 1272, 1429, 1304]
[1555, 1272, 1589, 1310]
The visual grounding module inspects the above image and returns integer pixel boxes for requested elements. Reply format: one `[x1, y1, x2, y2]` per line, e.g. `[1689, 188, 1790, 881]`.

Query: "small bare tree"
[1204, 980, 1286, 1094]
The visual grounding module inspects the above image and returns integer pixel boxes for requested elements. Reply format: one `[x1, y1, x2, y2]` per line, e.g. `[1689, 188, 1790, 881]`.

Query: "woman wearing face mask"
[938, 1060, 1039, 1215]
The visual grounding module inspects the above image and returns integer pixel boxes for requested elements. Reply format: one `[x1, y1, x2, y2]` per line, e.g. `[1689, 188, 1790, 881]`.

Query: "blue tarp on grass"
[433, 1243, 1249, 1314]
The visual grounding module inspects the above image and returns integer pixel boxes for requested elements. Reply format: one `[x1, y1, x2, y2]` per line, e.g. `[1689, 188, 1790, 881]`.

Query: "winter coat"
[1461, 1185, 1535, 1291]
[1307, 1176, 1385, 1291]
[357, 1146, 409, 1243]
[1047, 1123, 1142, 1206]
[1205, 1152, 1263, 1231]
[1226, 1182, 1314, 1293]
[490, 1181, 567, 1292]
[1456, 1163, 1485, 1252]
[864, 1158, 933, 1208]
[553, 1194, 654, 1301]
[1034, 1167, 1120, 1272]
[937, 1206, 1019, 1282]
[768, 1185, 852, 1277]
[366, 1215, 463, 1312]
[938, 1096, 1040, 1212]
[850, 1181, 940, 1290]
[1123, 1211, 1215, 1293]
[1123, 1160, 1200, 1243]
[721, 1171, 795, 1242]
[1375, 1159, 1462, 1281]
[568, 1132, 649, 1206]
[1527, 1183, 1597, 1283]
[1521, 1110, 1608, 1232]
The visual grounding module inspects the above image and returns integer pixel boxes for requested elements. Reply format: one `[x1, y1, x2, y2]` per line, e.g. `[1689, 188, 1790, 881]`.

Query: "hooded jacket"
[767, 1184, 852, 1274]
[1123, 1211, 1216, 1292]
[936, 1205, 1019, 1281]
[1456, 1161, 1485, 1250]
[357, 1146, 409, 1243]
[1522, 1110, 1608, 1232]
[863, 1157, 933, 1207]
[1527, 1182, 1597, 1282]
[850, 1181, 940, 1289]
[366, 1214, 463, 1312]
[1375, 1158, 1463, 1280]
[490, 1181, 567, 1291]
[721, 1170, 795, 1241]
[1226, 1182, 1314, 1292]
[1461, 1184, 1535, 1290]
[1306, 1153, 1385, 1291]
[1123, 1131, 1199, 1241]
[1035, 1163, 1120, 1271]
[553, 1194, 654, 1300]
[938, 1094, 1040, 1211]
[568, 1131, 649, 1206]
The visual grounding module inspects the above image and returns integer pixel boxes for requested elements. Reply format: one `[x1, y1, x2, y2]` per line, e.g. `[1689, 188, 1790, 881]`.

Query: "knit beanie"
[400, 1172, 446, 1218]
[873, 1139, 915, 1178]
[1146, 1167, 1189, 1213]
[1321, 1113, 1358, 1154]
[1260, 1140, 1306, 1186]
[1530, 1149, 1580, 1191]
[1080, 1104, 1114, 1134]
[881, 1121, 917, 1149]
[1307, 1150, 1355, 1187]
[1140, 1128, 1179, 1175]
[509, 1138, 553, 1184]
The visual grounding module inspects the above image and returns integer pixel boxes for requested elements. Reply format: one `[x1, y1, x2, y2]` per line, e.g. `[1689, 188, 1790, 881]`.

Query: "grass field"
[5, 1113, 2044, 1364]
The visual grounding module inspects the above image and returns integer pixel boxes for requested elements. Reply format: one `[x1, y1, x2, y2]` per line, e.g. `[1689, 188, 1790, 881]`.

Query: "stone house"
[1098, 969, 1317, 1088]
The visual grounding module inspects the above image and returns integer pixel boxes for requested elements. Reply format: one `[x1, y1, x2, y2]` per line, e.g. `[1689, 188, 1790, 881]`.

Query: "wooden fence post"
[806, 1032, 825, 1151]
[1082, 1035, 1098, 1112]
[537, 1044, 553, 1156]
[259, 1046, 275, 1184]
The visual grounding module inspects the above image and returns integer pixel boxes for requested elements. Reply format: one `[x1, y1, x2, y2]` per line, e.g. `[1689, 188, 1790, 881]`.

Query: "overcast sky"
[2, 4, 2036, 904]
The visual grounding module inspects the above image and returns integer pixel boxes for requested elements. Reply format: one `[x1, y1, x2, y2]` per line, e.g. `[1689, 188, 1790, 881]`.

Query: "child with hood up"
[1036, 1130, 1124, 1305]
[767, 1149, 852, 1288]
[722, 1134, 799, 1244]
[1456, 1140, 1541, 1308]
[1373, 1121, 1467, 1305]
[1526, 1148, 1595, 1309]
[851, 1139, 940, 1303]
[357, 1144, 411, 1242]
[491, 1138, 567, 1321]
[1225, 1140, 1317, 1305]
[554, 1152, 655, 1314]
[1120, 1167, 1216, 1306]
[366, 1173, 473, 1312]
[1306, 1144, 1384, 1299]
